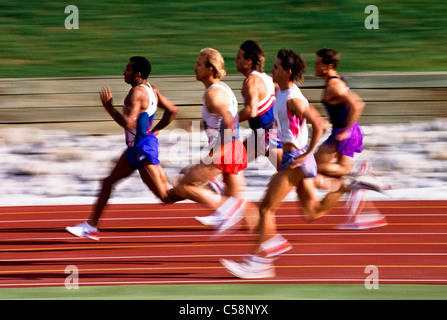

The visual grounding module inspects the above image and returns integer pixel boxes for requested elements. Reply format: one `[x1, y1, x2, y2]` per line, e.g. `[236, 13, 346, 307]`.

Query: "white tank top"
[273, 84, 309, 150]
[202, 82, 239, 149]
[244, 71, 276, 116]
[123, 83, 157, 147]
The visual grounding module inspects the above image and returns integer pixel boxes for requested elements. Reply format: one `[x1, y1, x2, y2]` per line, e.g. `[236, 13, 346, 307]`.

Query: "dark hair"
[129, 56, 152, 79]
[240, 40, 265, 72]
[316, 48, 340, 69]
[277, 49, 307, 83]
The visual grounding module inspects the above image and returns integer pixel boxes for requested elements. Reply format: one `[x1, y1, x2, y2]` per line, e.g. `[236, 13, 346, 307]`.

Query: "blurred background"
[0, 0, 446, 205]
[1, 0, 446, 77]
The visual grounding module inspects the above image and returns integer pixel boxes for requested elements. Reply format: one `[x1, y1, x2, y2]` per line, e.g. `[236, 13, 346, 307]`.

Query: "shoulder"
[326, 77, 349, 95]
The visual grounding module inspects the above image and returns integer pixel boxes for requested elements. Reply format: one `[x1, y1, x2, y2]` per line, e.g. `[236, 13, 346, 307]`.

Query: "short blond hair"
[200, 48, 227, 79]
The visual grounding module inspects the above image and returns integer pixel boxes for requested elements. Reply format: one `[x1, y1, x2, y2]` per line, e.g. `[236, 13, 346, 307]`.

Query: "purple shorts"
[324, 122, 363, 158]
[279, 148, 317, 178]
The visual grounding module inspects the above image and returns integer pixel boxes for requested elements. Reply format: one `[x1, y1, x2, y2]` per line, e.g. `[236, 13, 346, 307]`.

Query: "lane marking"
[1, 264, 447, 275]
[1, 242, 446, 252]
[1, 252, 447, 263]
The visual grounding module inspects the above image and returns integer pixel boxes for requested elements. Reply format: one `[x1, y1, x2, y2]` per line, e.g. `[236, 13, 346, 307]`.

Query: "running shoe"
[66, 221, 99, 241]
[260, 234, 292, 258]
[335, 211, 388, 230]
[346, 174, 389, 193]
[195, 211, 223, 227]
[195, 196, 239, 227]
[214, 198, 246, 236]
[220, 255, 275, 279]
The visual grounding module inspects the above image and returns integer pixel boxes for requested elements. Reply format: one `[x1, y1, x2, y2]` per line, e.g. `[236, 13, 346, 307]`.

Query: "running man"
[221, 49, 381, 279]
[314, 48, 364, 178]
[66, 56, 178, 240]
[167, 48, 247, 235]
[197, 40, 281, 230]
[314, 48, 387, 228]
[236, 40, 282, 169]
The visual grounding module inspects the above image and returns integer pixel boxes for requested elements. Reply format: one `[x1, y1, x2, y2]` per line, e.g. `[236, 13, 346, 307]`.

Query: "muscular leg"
[298, 176, 348, 222]
[315, 143, 354, 178]
[255, 168, 298, 252]
[174, 162, 223, 210]
[88, 152, 135, 227]
[138, 162, 170, 202]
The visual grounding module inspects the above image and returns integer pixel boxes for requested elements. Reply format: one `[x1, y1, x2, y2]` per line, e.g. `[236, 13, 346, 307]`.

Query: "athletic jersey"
[322, 76, 350, 129]
[243, 71, 276, 130]
[123, 83, 157, 147]
[273, 84, 309, 150]
[202, 82, 240, 149]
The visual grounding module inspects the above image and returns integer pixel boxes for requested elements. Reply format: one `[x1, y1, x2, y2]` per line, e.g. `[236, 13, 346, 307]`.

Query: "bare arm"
[326, 79, 365, 140]
[100, 86, 142, 130]
[287, 99, 323, 162]
[238, 76, 260, 122]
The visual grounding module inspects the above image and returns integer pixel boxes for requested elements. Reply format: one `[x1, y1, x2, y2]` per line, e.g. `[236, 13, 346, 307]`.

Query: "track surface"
[1, 200, 446, 288]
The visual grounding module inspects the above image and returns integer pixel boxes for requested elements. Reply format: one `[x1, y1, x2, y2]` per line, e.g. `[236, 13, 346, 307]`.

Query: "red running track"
[0, 200, 446, 288]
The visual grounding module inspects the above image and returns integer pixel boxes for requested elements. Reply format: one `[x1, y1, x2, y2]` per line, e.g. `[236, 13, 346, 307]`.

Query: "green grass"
[1, 284, 446, 300]
[1, 0, 446, 78]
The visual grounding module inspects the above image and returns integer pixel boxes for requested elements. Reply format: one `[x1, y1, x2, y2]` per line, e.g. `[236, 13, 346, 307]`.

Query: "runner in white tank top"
[273, 83, 309, 152]
[202, 82, 239, 150]
[221, 49, 369, 280]
[169, 48, 247, 238]
[235, 40, 282, 170]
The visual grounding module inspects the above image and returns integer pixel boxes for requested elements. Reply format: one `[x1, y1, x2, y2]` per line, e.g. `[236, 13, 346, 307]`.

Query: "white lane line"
[1, 213, 446, 224]
[1, 252, 446, 263]
[1, 231, 446, 243]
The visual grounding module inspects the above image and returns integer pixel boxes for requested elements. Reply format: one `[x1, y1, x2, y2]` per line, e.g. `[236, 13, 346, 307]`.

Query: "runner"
[66, 56, 178, 240]
[221, 49, 385, 279]
[166, 48, 248, 235]
[196, 40, 281, 230]
[236, 40, 282, 169]
[314, 48, 388, 229]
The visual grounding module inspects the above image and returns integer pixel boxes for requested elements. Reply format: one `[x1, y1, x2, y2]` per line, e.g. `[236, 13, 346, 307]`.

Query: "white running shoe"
[214, 198, 246, 236]
[221, 255, 275, 279]
[346, 174, 388, 193]
[260, 234, 292, 258]
[66, 221, 99, 241]
[195, 196, 238, 227]
[335, 211, 388, 230]
[195, 211, 223, 227]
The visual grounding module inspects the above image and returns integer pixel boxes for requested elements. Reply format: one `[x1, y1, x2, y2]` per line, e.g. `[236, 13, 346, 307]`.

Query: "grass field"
[2, 284, 446, 300]
[1, 0, 446, 78]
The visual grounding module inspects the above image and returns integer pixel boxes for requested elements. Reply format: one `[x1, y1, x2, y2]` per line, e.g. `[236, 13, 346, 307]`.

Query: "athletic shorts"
[125, 133, 160, 170]
[324, 122, 363, 158]
[279, 148, 317, 178]
[214, 139, 248, 174]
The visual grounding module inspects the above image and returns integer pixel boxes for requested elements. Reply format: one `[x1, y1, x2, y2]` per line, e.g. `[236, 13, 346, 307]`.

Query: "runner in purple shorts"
[314, 48, 365, 178]
[313, 48, 388, 228]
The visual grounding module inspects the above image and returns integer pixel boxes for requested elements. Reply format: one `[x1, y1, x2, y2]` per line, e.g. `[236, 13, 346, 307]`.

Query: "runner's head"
[316, 48, 340, 69]
[237, 40, 265, 73]
[198, 48, 227, 79]
[129, 56, 152, 79]
[275, 49, 307, 83]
